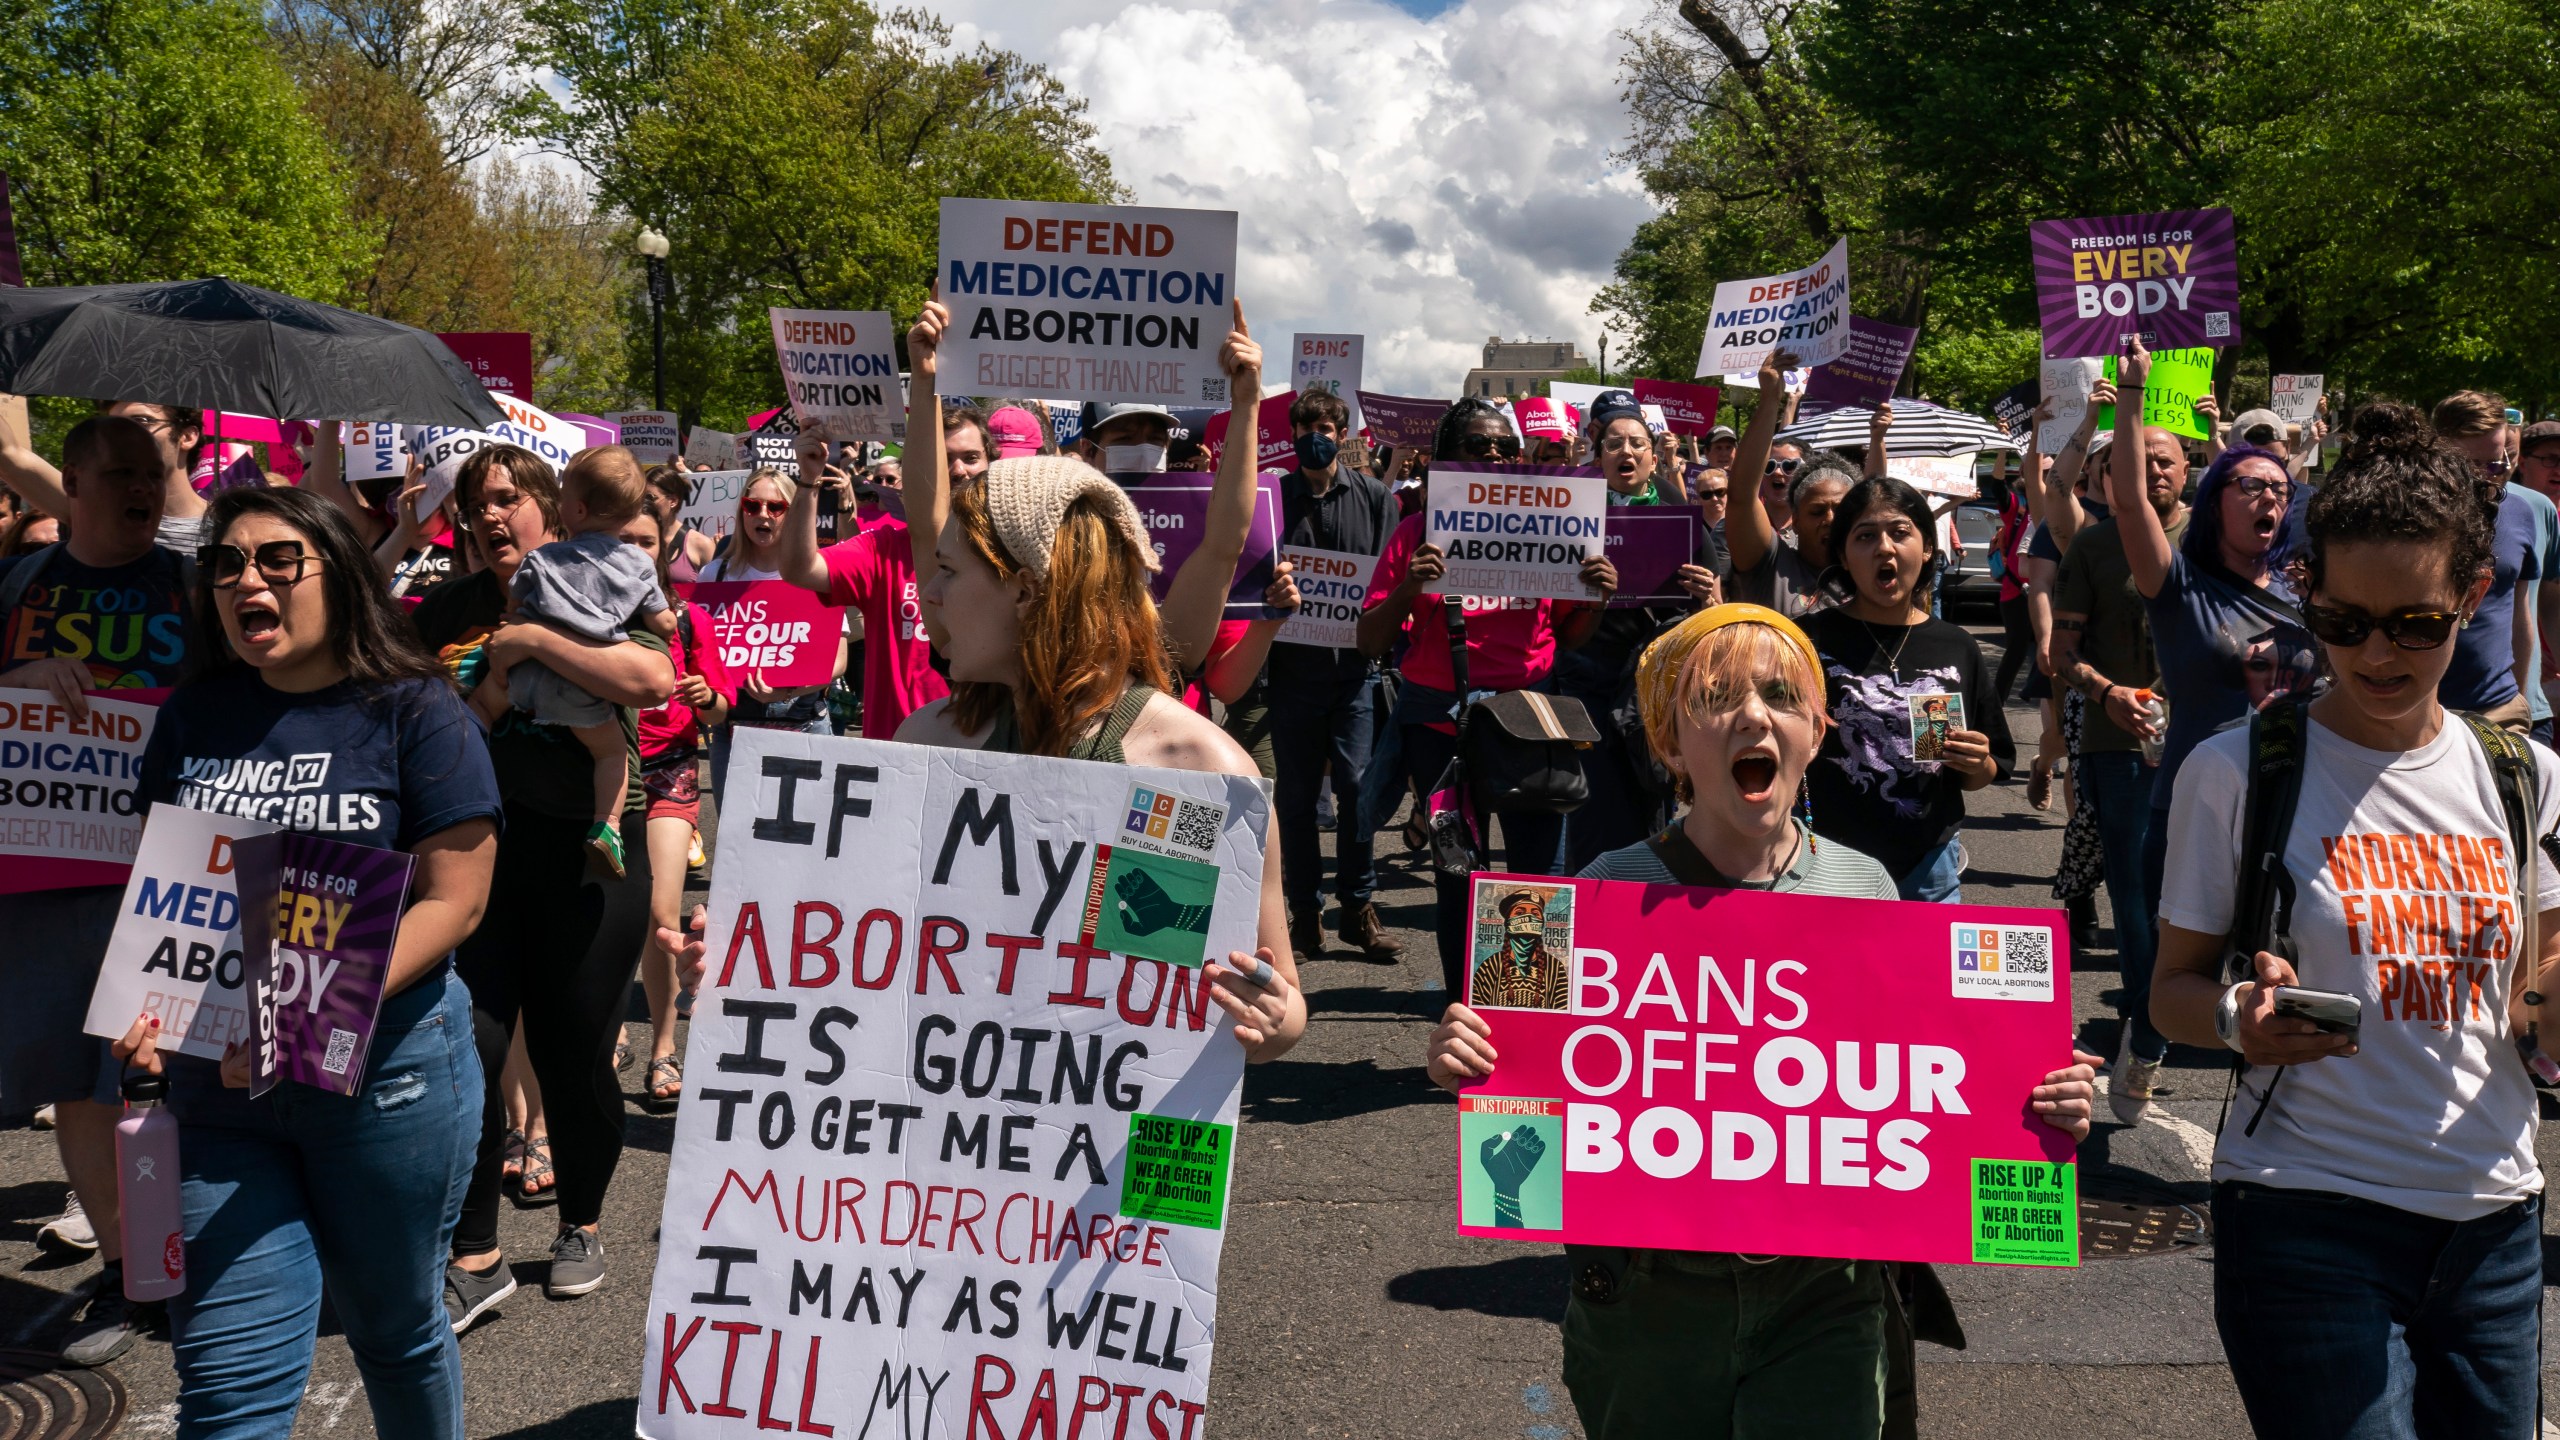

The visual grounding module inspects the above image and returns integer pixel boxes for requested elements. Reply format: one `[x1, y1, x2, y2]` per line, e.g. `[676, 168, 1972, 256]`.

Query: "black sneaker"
[444, 1259, 518, 1334]
[60, 1265, 156, 1367]
[546, 1228, 606, 1298]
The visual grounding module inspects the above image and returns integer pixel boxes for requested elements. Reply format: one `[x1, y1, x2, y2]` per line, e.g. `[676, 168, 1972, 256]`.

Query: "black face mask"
[1294, 433, 1340, 471]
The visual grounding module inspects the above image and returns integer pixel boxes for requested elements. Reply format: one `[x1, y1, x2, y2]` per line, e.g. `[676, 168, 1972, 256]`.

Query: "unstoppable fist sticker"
[1081, 843, 1219, 969]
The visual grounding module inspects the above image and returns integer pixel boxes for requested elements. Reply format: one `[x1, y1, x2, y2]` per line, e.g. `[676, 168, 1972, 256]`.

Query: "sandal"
[513, 1136, 559, 1209]
[2027, 756, 2054, 812]
[613, 1033, 633, 1073]
[500, 1127, 528, 1187]
[646, 1055, 683, 1114]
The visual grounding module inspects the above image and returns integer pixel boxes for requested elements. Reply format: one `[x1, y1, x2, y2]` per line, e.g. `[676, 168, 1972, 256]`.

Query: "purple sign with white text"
[234, 832, 415, 1097]
[2030, 207, 2240, 358]
[1604, 508, 1705, 607]
[1799, 316, 1919, 418]
[1113, 470, 1283, 620]
[1356, 391, 1446, 450]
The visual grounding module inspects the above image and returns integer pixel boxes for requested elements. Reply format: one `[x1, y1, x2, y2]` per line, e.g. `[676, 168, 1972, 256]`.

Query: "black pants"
[452, 806, 653, 1251]
[1402, 721, 1565, 995]
[1993, 592, 2035, 706]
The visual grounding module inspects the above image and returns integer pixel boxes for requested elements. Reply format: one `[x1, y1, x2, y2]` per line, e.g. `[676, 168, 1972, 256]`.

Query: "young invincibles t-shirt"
[2160, 717, 2560, 1221]
[820, 520, 948, 739]
[1364, 512, 1560, 695]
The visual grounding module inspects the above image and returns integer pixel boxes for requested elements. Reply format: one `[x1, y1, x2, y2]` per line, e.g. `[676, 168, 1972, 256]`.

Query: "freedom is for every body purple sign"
[1113, 469, 1283, 619]
[232, 830, 415, 1097]
[2030, 208, 2240, 358]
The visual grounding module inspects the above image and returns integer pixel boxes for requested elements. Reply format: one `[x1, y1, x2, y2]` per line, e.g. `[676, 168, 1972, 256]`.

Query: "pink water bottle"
[116, 1073, 186, 1302]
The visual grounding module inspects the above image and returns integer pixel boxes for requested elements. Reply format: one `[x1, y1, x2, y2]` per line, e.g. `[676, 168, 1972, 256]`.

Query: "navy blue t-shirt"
[138, 668, 502, 852]
[2438, 487, 2543, 711]
[2145, 552, 2319, 810]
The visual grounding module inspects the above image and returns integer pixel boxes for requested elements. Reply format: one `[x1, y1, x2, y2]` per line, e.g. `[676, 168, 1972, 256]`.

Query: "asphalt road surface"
[10, 620, 2560, 1437]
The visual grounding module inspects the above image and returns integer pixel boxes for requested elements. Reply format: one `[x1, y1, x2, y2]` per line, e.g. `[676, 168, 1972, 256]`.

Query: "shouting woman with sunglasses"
[109, 486, 500, 1438]
[2105, 338, 2320, 1122]
[2150, 402, 2560, 1439]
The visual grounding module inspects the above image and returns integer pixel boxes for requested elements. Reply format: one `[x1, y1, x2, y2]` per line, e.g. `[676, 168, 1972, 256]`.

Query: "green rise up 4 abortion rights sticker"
[1970, 1158, 2078, 1266]
[1121, 1113, 1234, 1230]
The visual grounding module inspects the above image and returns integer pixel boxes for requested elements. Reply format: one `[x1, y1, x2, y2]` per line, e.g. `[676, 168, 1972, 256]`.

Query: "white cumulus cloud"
[939, 0, 1654, 396]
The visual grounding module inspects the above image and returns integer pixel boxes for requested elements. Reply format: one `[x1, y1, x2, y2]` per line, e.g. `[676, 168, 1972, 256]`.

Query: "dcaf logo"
[284, 754, 331, 792]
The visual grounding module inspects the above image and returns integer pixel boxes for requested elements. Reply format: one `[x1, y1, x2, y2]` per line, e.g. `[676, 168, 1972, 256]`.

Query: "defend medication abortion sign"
[938, 199, 1239, 406]
[678, 581, 848, 689]
[1427, 463, 1607, 601]
[615, 411, 682, 465]
[2031, 207, 2240, 358]
[1452, 873, 2079, 1266]
[1695, 237, 1853, 378]
[1273, 546, 1384, 648]
[767, 309, 904, 442]
[0, 688, 156, 893]
[639, 729, 1267, 1440]
[87, 805, 281, 1062]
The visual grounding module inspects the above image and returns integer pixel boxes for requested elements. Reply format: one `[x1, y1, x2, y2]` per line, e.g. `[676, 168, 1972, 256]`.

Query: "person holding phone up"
[2151, 398, 2560, 1440]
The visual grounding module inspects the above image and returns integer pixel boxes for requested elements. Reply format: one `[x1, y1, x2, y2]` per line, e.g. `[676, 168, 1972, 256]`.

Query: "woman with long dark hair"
[108, 485, 500, 1438]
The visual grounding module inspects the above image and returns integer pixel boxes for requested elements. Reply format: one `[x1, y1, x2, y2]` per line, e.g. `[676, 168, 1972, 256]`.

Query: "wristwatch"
[2215, 982, 2249, 1051]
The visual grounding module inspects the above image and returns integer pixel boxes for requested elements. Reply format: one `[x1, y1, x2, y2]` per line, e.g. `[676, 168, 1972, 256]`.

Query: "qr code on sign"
[2204, 311, 2230, 338]
[1950, 923, 2054, 1001]
[1120, 782, 1228, 861]
[322, 1028, 358, 1075]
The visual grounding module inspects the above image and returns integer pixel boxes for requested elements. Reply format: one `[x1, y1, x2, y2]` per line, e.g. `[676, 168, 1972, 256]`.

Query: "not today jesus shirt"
[2160, 716, 2560, 1220]
[0, 544, 195, 692]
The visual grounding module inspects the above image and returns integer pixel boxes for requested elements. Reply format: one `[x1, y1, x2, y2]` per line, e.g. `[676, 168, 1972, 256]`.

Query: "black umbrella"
[0, 277, 507, 429]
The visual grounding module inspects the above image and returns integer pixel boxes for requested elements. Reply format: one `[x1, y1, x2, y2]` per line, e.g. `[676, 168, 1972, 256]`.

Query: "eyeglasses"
[1459, 434, 1522, 459]
[2479, 457, 2515, 479]
[740, 499, 791, 517]
[204, 541, 324, 589]
[2231, 474, 2292, 500]
[1702, 487, 1730, 500]
[1766, 458, 1801, 475]
[2300, 603, 2464, 651]
[1597, 434, 1650, 454]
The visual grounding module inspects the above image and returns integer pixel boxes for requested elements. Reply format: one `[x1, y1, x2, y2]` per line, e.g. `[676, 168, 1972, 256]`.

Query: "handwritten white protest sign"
[684, 428, 740, 470]
[1289, 334, 1363, 426]
[768, 309, 904, 442]
[639, 728, 1263, 1440]
[677, 469, 754, 540]
[2038, 357, 2105, 453]
[938, 199, 1239, 406]
[1274, 545, 1384, 649]
[1697, 238, 1852, 377]
[1426, 463, 1608, 601]
[2271, 374, 2324, 426]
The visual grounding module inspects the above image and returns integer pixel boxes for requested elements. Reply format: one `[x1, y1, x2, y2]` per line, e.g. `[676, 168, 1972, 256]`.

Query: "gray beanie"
[983, 455, 1161, 578]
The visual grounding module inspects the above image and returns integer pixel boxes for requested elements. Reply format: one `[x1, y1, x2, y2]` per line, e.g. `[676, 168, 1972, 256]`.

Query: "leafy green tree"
[0, 0, 371, 296]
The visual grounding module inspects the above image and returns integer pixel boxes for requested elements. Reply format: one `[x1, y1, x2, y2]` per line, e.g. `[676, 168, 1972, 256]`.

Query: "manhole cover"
[0, 1348, 126, 1440]
[2080, 1196, 2209, 1258]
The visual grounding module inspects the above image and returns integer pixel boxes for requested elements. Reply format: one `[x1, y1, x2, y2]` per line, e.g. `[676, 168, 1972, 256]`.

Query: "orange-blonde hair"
[944, 482, 1177, 755]
[1636, 605, 1826, 802]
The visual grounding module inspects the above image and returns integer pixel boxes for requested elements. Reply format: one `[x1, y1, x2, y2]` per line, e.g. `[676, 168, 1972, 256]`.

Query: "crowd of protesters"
[3, 303, 2558, 1440]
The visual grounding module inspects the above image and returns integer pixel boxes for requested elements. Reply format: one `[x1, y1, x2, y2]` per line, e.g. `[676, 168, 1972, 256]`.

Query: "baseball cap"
[2228, 408, 2288, 447]
[1709, 424, 1738, 442]
[1585, 388, 1644, 434]
[2519, 420, 2560, 454]
[1078, 400, 1176, 433]
[986, 405, 1044, 459]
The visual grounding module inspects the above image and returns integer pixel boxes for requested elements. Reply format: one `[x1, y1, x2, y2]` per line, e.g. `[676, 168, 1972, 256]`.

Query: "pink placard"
[1630, 379, 1722, 437]
[1454, 872, 2077, 1265]
[675, 580, 845, 689]
[1511, 397, 1571, 441]
[436, 332, 534, 396]
[1202, 394, 1295, 469]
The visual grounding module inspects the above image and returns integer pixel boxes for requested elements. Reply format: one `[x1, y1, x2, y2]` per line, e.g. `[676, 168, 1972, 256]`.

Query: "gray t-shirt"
[1579, 817, 1897, 899]
[1731, 531, 1829, 620]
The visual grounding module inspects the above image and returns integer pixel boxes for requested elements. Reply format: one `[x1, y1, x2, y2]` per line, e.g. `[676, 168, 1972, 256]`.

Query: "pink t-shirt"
[821, 521, 950, 738]
[1363, 512, 1559, 694]
[638, 602, 739, 758]
[1180, 618, 1256, 712]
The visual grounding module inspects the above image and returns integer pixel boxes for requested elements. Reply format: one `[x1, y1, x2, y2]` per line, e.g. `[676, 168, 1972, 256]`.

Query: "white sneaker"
[2110, 1036, 2163, 1126]
[39, 1193, 99, 1253]
[33, 1102, 56, 1129]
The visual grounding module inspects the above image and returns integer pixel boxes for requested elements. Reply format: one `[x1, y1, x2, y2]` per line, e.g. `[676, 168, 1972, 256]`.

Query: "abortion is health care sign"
[767, 308, 904, 442]
[1426, 463, 1608, 601]
[230, 830, 413, 1097]
[1695, 237, 1853, 378]
[1453, 872, 2080, 1266]
[2031, 208, 2240, 358]
[676, 581, 848, 689]
[640, 729, 1265, 1440]
[938, 199, 1239, 407]
[0, 689, 157, 893]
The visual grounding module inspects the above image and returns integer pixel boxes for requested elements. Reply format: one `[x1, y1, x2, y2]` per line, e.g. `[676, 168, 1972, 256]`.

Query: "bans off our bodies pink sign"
[1455, 872, 2079, 1266]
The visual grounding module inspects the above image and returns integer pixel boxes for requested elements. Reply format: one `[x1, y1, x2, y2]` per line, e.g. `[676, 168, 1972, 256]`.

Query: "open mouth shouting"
[231, 589, 283, 649]
[1731, 748, 1780, 804]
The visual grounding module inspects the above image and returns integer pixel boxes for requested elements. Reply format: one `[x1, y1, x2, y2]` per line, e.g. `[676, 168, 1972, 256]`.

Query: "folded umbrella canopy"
[1777, 400, 2017, 458]
[0, 277, 507, 430]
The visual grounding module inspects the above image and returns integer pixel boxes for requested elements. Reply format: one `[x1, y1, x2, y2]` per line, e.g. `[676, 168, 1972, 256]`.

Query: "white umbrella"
[1778, 400, 2018, 457]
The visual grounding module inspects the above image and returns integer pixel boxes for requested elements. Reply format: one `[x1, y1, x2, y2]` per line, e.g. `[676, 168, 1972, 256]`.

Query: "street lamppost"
[636, 226, 671, 411]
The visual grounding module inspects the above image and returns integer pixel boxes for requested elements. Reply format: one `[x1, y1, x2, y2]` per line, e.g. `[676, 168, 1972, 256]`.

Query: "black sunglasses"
[204, 541, 323, 589]
[2300, 602, 2463, 651]
[1459, 432, 1522, 459]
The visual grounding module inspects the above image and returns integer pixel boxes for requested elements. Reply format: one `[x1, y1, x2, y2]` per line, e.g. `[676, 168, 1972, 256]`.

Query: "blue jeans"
[2212, 1183, 2542, 1439]
[2080, 752, 2163, 1061]
[1271, 666, 1382, 916]
[1896, 836, 1964, 904]
[168, 968, 482, 1440]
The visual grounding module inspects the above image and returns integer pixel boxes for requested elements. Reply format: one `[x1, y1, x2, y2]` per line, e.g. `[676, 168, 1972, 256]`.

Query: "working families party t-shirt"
[0, 546, 193, 691]
[2160, 718, 2560, 1221]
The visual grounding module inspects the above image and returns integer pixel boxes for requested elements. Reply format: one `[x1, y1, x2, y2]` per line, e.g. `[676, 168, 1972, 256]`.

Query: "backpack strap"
[2224, 696, 2312, 985]
[0, 542, 62, 619]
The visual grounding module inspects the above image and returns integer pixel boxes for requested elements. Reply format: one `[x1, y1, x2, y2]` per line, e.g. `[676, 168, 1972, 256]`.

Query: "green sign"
[1121, 1113, 1233, 1230]
[1084, 845, 1218, 969]
[1970, 1158, 2078, 1266]
[2099, 348, 2215, 441]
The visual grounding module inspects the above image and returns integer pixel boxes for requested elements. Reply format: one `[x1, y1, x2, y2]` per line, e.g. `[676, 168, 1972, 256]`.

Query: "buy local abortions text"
[642, 730, 1268, 1440]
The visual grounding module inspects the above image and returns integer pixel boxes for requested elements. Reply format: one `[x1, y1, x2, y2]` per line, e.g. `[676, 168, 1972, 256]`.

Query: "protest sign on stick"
[1426, 463, 1607, 601]
[1356, 392, 1445, 450]
[87, 805, 280, 1061]
[639, 728, 1267, 1440]
[938, 199, 1239, 406]
[2031, 208, 2240, 358]
[406, 391, 590, 521]
[2099, 348, 2216, 442]
[2036, 359, 2104, 453]
[230, 831, 414, 1097]
[678, 469, 754, 539]
[1453, 872, 2078, 1265]
[1630, 380, 1721, 438]
[1290, 334, 1363, 425]
[684, 428, 740, 470]
[676, 581, 849, 689]
[768, 309, 905, 442]
[1114, 472, 1282, 620]
[1799, 316, 1919, 418]
[0, 688, 156, 894]
[1695, 238, 1852, 378]
[2271, 374, 2324, 426]
[614, 411, 682, 465]
[1274, 545, 1384, 648]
